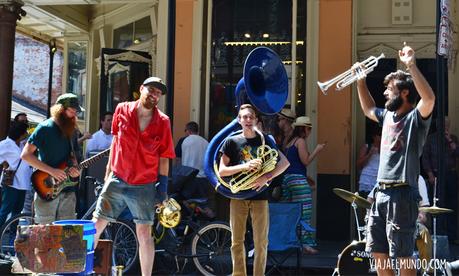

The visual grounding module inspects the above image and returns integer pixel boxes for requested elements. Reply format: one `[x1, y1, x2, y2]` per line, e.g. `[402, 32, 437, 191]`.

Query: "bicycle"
[0, 177, 139, 274]
[0, 177, 233, 275]
[152, 197, 232, 276]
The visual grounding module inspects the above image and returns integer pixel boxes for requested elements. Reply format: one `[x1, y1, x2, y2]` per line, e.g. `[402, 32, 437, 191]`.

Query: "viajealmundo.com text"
[370, 258, 447, 271]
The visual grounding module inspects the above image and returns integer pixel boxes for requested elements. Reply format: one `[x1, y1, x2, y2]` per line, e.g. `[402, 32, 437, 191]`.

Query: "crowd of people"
[0, 43, 457, 276]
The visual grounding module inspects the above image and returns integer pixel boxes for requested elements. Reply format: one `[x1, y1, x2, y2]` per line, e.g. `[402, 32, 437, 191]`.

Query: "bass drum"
[336, 241, 375, 275]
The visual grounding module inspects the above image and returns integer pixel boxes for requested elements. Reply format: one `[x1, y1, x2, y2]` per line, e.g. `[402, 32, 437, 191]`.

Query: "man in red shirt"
[92, 77, 175, 276]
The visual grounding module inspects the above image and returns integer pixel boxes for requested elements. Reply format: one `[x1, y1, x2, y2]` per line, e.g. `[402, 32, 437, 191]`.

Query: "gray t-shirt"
[375, 107, 431, 189]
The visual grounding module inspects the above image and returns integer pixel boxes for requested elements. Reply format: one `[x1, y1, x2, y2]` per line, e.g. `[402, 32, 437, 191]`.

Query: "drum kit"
[332, 187, 453, 276]
[332, 188, 374, 275]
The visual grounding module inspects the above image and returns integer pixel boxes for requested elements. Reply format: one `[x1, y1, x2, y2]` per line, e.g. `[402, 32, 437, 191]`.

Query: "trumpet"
[317, 53, 385, 95]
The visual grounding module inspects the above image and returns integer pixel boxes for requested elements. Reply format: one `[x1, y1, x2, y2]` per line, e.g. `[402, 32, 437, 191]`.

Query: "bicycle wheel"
[191, 221, 232, 276]
[101, 219, 139, 273]
[0, 213, 34, 256]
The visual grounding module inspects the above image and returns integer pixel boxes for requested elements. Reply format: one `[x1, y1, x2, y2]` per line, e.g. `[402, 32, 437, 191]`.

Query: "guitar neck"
[77, 148, 110, 170]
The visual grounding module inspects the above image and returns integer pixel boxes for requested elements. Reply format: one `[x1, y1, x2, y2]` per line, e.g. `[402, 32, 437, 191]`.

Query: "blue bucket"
[53, 220, 96, 275]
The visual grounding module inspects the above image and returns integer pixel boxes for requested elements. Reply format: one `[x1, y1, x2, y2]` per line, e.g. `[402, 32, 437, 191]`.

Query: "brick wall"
[13, 33, 63, 114]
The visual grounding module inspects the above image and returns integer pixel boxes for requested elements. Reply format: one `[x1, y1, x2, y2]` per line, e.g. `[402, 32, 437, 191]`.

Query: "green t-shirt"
[28, 118, 71, 168]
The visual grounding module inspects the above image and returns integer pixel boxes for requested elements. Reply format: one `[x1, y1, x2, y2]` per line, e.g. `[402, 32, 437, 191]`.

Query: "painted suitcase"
[14, 224, 86, 273]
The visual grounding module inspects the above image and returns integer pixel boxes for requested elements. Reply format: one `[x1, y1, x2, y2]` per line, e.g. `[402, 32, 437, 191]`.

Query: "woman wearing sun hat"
[280, 116, 326, 254]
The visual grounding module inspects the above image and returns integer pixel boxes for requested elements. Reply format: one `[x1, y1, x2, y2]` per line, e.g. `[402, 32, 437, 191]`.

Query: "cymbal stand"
[351, 199, 363, 241]
[430, 178, 447, 276]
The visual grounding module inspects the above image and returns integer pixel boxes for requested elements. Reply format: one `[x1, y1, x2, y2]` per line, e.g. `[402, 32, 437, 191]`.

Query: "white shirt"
[368, 176, 430, 206]
[358, 147, 380, 192]
[85, 129, 113, 157]
[181, 134, 209, 178]
[0, 137, 33, 190]
[418, 176, 430, 207]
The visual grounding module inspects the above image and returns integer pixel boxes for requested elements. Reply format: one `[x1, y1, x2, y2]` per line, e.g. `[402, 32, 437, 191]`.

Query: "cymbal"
[419, 206, 453, 215]
[333, 188, 372, 209]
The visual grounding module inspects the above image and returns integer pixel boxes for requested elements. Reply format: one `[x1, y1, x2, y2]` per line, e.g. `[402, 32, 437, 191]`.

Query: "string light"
[223, 40, 304, 46]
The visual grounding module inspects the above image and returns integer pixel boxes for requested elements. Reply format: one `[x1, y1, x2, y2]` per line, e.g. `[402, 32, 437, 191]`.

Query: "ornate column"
[0, 0, 25, 139]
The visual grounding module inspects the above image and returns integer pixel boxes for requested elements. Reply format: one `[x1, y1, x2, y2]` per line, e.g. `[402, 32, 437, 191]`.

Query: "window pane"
[114, 23, 134, 48]
[134, 16, 152, 44]
[67, 41, 87, 119]
[210, 0, 292, 138]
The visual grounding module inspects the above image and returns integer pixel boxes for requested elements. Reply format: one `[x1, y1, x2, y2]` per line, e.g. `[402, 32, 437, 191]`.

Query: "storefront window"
[209, 0, 306, 138]
[114, 23, 134, 49]
[67, 41, 87, 119]
[113, 17, 152, 49]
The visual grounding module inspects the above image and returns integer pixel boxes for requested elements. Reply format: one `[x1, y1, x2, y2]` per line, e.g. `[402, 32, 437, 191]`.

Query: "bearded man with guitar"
[21, 93, 84, 224]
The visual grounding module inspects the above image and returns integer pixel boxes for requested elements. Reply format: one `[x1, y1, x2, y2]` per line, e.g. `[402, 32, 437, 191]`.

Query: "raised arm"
[399, 44, 435, 118]
[355, 68, 378, 122]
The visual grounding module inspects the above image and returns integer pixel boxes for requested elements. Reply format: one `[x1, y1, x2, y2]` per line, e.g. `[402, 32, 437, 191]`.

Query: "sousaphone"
[204, 47, 288, 199]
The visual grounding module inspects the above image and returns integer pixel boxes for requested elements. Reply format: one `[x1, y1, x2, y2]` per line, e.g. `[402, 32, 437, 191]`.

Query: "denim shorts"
[365, 185, 419, 258]
[93, 173, 156, 225]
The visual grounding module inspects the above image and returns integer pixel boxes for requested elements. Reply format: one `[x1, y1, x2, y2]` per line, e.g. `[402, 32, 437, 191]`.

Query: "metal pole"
[47, 39, 56, 118]
[166, 0, 176, 124]
[435, 0, 447, 206]
[0, 1, 25, 139]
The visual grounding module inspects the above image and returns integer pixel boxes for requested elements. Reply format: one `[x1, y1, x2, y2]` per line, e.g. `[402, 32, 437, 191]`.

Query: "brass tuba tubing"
[317, 53, 385, 95]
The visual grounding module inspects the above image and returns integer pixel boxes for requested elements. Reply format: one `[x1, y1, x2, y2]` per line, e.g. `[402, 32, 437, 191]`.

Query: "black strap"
[68, 136, 77, 167]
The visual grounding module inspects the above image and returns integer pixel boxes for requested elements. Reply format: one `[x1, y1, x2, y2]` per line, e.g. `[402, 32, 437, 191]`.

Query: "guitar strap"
[68, 136, 77, 167]
[65, 136, 80, 187]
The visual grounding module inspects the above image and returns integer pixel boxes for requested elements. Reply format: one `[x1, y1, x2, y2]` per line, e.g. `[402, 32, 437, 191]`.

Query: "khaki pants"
[230, 199, 269, 276]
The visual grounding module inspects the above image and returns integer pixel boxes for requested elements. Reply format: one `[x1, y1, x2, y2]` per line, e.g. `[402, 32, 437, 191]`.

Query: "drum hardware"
[333, 188, 372, 209]
[332, 188, 374, 275]
[421, 178, 453, 276]
[418, 206, 453, 215]
[333, 188, 371, 241]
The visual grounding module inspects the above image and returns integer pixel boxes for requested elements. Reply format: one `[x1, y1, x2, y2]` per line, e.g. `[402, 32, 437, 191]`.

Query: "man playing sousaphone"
[218, 104, 290, 276]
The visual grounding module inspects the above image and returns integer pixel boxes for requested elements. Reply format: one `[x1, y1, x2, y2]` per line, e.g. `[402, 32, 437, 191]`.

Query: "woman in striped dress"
[280, 116, 326, 254]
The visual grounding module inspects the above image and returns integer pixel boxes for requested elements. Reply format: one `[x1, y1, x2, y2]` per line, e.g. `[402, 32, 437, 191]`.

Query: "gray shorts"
[34, 191, 76, 224]
[93, 173, 156, 225]
[365, 185, 419, 258]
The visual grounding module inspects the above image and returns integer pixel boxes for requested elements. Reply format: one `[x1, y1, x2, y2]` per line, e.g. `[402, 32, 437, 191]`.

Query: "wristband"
[158, 175, 168, 193]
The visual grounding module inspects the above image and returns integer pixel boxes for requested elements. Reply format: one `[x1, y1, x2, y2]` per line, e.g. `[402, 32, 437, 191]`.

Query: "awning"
[11, 100, 46, 124]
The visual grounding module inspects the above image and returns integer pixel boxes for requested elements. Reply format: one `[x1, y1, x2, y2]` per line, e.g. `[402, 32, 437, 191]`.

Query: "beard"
[385, 94, 403, 111]
[56, 111, 77, 138]
[141, 95, 157, 110]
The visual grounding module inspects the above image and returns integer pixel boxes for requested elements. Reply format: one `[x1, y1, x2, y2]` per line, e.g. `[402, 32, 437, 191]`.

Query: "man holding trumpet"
[355, 43, 435, 276]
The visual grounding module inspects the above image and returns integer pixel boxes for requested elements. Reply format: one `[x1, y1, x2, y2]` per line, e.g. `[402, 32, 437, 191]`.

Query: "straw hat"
[278, 108, 296, 121]
[292, 116, 312, 128]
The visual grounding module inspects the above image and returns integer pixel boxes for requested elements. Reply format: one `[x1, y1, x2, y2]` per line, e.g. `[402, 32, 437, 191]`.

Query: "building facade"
[1, 0, 458, 240]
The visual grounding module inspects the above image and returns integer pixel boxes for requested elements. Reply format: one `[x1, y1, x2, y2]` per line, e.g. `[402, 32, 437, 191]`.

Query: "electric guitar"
[32, 148, 110, 201]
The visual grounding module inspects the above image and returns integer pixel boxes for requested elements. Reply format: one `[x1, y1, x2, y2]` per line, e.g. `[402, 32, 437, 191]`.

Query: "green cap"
[56, 93, 84, 112]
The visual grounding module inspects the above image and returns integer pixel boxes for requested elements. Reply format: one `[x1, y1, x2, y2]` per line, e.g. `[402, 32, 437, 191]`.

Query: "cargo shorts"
[365, 185, 420, 258]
